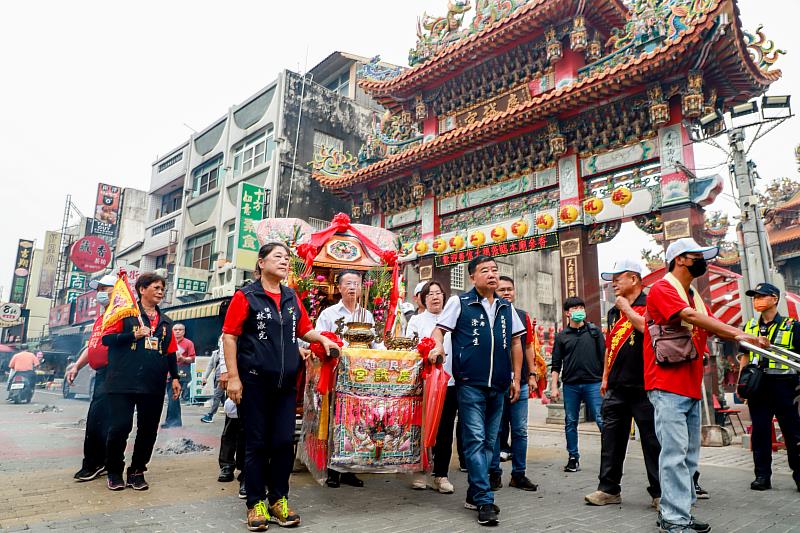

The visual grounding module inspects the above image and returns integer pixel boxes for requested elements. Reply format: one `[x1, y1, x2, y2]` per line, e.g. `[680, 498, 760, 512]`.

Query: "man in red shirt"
[646, 238, 767, 533]
[162, 323, 195, 428]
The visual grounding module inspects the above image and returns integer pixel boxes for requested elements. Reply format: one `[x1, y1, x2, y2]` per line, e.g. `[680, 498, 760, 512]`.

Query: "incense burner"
[384, 333, 419, 352]
[343, 322, 376, 349]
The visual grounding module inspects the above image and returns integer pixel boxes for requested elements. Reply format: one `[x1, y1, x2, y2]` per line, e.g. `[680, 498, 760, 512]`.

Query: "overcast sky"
[0, 0, 797, 298]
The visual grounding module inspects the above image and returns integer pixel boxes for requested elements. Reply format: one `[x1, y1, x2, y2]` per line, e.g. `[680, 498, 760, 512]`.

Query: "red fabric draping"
[309, 332, 343, 394]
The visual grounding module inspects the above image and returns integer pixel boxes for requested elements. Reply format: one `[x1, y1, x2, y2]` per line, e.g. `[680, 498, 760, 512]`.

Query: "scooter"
[7, 372, 34, 404]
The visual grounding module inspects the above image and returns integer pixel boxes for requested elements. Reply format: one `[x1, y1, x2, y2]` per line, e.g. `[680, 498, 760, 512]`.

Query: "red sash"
[605, 305, 646, 371]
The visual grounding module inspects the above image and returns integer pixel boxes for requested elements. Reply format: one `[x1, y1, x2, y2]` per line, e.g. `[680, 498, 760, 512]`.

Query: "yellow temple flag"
[101, 271, 141, 330]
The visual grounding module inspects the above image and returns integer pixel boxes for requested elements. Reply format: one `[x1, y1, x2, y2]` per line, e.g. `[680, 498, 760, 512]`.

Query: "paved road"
[1, 390, 798, 532]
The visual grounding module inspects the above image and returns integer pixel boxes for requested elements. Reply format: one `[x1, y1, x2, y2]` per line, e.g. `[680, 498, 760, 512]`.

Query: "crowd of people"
[63, 237, 800, 533]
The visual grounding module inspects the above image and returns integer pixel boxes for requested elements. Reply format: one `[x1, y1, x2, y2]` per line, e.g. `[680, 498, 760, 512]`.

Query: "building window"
[158, 188, 182, 218]
[313, 131, 343, 154]
[225, 221, 236, 262]
[158, 152, 183, 172]
[233, 129, 273, 178]
[192, 156, 222, 197]
[325, 71, 350, 97]
[184, 231, 215, 270]
[154, 254, 167, 270]
[151, 218, 176, 236]
[450, 263, 465, 291]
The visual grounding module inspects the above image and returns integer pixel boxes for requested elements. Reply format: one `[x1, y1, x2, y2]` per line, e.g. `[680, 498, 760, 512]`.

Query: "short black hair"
[498, 275, 514, 285]
[135, 272, 167, 296]
[254, 242, 292, 276]
[336, 269, 363, 285]
[419, 281, 447, 309]
[668, 258, 676, 272]
[468, 255, 496, 275]
[563, 296, 585, 312]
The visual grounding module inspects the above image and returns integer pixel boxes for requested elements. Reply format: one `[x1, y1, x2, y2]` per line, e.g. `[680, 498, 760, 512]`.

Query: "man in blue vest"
[740, 282, 800, 492]
[432, 255, 528, 527]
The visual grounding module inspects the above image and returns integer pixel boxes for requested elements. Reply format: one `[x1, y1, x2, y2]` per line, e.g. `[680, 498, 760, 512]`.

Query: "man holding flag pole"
[101, 270, 181, 491]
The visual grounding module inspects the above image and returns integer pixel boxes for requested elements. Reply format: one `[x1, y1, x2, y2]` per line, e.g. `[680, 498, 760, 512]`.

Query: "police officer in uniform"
[740, 282, 800, 492]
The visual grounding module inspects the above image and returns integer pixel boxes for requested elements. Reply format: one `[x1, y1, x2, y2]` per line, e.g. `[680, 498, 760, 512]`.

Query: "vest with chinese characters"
[237, 281, 301, 389]
[451, 287, 515, 391]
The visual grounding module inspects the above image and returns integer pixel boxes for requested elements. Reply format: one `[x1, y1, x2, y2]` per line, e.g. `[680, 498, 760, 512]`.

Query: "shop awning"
[165, 301, 224, 322]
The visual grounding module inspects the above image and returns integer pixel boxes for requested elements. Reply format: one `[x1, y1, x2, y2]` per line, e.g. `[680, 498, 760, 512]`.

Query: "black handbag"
[737, 358, 766, 400]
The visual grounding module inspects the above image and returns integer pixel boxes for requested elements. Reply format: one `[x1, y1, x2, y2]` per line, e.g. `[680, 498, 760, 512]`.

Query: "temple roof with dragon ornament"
[311, 0, 783, 193]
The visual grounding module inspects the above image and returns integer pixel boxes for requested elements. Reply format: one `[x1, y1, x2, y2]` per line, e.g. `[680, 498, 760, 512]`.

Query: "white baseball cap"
[400, 302, 416, 314]
[601, 258, 644, 281]
[665, 238, 718, 265]
[89, 274, 117, 290]
[414, 281, 428, 296]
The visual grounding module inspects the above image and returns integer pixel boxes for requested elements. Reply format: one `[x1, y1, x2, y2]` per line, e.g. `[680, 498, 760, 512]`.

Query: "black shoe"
[564, 457, 580, 472]
[750, 477, 771, 491]
[795, 477, 800, 492]
[326, 470, 340, 488]
[688, 516, 711, 533]
[238, 480, 247, 499]
[489, 471, 502, 491]
[509, 475, 538, 491]
[340, 472, 364, 487]
[126, 469, 149, 490]
[477, 504, 499, 526]
[107, 473, 125, 491]
[657, 514, 711, 533]
[74, 465, 106, 482]
[218, 465, 235, 482]
[694, 482, 709, 499]
[465, 495, 500, 513]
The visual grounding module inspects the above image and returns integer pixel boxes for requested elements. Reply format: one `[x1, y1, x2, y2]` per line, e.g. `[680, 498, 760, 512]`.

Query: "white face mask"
[96, 291, 110, 308]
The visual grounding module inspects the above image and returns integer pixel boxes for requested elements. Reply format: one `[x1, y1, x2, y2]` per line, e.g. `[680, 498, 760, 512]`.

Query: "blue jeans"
[490, 384, 529, 476]
[648, 390, 700, 525]
[457, 384, 505, 506]
[563, 381, 603, 459]
[164, 381, 182, 427]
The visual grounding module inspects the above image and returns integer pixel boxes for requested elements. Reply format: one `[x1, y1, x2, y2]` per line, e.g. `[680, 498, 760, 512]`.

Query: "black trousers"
[220, 414, 246, 475]
[239, 378, 296, 508]
[749, 374, 800, 481]
[105, 392, 165, 476]
[82, 368, 108, 470]
[598, 386, 661, 498]
[433, 386, 465, 477]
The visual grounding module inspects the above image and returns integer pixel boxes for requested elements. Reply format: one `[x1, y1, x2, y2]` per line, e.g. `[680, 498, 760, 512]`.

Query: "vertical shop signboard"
[234, 183, 266, 269]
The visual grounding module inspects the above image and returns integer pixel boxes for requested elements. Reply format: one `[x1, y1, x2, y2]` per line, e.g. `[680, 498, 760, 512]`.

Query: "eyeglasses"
[341, 281, 362, 288]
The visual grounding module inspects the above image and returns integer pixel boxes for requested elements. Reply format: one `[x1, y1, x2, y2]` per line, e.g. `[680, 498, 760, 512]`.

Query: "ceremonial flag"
[101, 270, 142, 329]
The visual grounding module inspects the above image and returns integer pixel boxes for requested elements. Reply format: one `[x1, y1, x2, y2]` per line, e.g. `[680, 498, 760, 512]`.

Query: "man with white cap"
[413, 280, 427, 314]
[585, 259, 661, 509]
[646, 238, 768, 533]
[68, 273, 117, 481]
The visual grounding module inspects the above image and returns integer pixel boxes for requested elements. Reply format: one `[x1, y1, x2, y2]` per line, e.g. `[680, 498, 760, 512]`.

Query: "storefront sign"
[91, 183, 122, 238]
[68, 272, 88, 290]
[74, 290, 99, 324]
[176, 278, 208, 293]
[49, 303, 73, 327]
[564, 257, 579, 298]
[37, 231, 61, 298]
[70, 236, 112, 273]
[434, 232, 559, 267]
[9, 239, 34, 304]
[65, 290, 80, 304]
[234, 183, 267, 269]
[0, 302, 22, 327]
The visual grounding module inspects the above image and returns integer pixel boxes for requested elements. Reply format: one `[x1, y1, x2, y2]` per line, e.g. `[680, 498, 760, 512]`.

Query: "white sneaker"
[411, 475, 427, 490]
[499, 451, 511, 462]
[433, 476, 454, 494]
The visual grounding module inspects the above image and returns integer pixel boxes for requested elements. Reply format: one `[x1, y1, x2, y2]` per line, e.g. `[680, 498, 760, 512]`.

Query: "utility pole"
[729, 127, 773, 323]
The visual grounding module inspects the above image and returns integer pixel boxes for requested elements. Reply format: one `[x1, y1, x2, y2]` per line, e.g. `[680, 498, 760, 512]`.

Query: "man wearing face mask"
[646, 238, 768, 533]
[550, 297, 605, 473]
[67, 274, 117, 482]
[739, 283, 800, 493]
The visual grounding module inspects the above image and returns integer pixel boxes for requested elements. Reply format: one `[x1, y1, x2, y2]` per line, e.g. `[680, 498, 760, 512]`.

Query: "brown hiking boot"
[584, 490, 622, 506]
[247, 501, 270, 531]
[269, 497, 301, 527]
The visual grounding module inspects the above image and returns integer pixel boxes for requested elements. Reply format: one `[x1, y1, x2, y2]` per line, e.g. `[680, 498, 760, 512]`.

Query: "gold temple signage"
[445, 84, 532, 131]
[564, 257, 579, 298]
[664, 218, 691, 240]
[560, 238, 581, 257]
[435, 232, 559, 267]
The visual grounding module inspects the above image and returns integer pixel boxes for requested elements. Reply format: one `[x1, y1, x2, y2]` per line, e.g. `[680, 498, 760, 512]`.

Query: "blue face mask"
[96, 291, 110, 308]
[570, 310, 586, 322]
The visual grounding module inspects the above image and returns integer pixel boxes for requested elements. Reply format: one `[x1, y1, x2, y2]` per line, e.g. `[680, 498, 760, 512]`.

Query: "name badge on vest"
[145, 336, 160, 351]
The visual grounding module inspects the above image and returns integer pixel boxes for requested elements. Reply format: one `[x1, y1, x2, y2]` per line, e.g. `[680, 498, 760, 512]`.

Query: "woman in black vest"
[102, 272, 181, 491]
[222, 242, 338, 531]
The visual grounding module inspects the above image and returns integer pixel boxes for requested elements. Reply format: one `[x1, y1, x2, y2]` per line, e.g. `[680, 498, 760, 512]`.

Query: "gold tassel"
[318, 393, 329, 440]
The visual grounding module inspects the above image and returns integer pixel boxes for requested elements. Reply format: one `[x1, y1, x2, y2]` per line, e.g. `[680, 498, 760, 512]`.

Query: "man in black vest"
[432, 256, 533, 527]
[489, 275, 539, 491]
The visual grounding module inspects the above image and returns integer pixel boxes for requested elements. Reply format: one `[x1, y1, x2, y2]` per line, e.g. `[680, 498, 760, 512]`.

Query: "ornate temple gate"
[310, 0, 781, 325]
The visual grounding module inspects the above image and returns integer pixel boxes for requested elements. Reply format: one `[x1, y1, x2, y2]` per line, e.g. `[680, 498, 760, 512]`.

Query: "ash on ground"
[29, 405, 63, 413]
[156, 437, 213, 455]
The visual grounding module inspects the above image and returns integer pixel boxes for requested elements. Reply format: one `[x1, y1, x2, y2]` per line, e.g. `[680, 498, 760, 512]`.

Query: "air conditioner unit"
[211, 284, 235, 298]
[215, 261, 233, 274]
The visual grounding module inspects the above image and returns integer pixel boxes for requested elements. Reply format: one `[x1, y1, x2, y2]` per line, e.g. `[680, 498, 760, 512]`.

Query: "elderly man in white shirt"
[315, 269, 373, 488]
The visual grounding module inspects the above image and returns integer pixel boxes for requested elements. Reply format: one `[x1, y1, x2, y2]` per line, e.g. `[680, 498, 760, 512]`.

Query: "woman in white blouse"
[406, 281, 458, 494]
